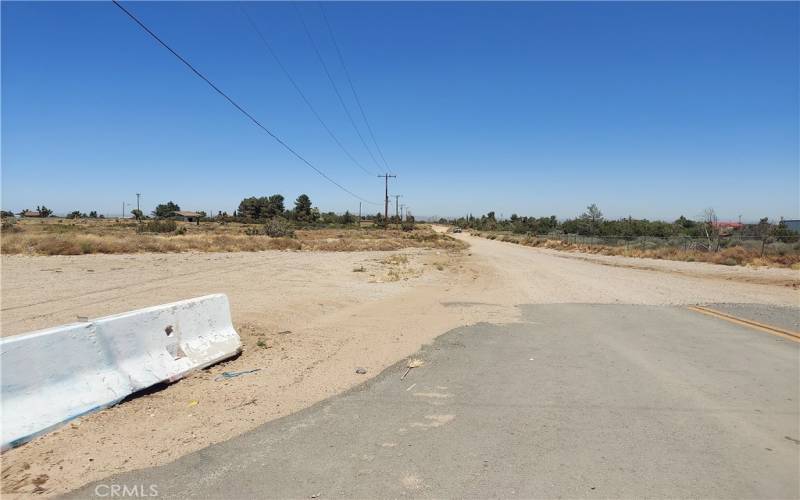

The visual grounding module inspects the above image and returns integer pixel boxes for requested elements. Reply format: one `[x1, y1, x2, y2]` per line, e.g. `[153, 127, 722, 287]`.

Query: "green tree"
[772, 219, 799, 243]
[674, 215, 695, 230]
[237, 197, 260, 219]
[294, 194, 313, 222]
[578, 204, 604, 235]
[130, 209, 144, 221]
[89, 211, 98, 218]
[265, 195, 285, 218]
[238, 195, 285, 220]
[152, 201, 180, 218]
[36, 205, 53, 217]
[66, 211, 82, 219]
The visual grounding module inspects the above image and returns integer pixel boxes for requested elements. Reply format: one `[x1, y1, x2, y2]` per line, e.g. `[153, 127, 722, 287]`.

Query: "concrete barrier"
[1, 294, 241, 450]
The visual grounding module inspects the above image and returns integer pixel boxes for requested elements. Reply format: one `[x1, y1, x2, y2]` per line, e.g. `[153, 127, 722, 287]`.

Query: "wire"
[111, 0, 379, 205]
[320, 3, 391, 173]
[238, 5, 375, 177]
[293, 3, 384, 174]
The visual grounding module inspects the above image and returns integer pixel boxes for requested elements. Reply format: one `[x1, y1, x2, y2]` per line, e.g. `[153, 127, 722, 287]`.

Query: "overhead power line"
[238, 5, 375, 177]
[293, 3, 383, 174]
[111, 0, 378, 205]
[319, 3, 391, 173]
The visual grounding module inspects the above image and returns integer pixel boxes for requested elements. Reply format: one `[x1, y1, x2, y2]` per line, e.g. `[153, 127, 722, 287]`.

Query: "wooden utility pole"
[393, 195, 403, 219]
[358, 202, 362, 221]
[377, 174, 396, 224]
[400, 204, 405, 221]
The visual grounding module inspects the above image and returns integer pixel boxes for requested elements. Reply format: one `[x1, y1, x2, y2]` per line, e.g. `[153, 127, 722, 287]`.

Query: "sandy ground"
[2, 231, 798, 495]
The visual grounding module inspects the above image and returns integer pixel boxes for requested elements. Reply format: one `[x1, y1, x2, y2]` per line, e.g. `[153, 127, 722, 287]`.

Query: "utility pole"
[400, 204, 405, 221]
[121, 201, 127, 219]
[377, 173, 396, 224]
[393, 195, 403, 219]
[136, 193, 141, 213]
[358, 202, 362, 221]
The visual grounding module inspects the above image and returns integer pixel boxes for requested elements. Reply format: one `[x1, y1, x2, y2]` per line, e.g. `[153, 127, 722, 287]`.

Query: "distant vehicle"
[452, 227, 462, 233]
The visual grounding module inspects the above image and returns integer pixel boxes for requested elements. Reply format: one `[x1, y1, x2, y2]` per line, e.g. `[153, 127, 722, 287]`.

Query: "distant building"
[19, 210, 42, 218]
[171, 210, 202, 223]
[783, 219, 800, 233]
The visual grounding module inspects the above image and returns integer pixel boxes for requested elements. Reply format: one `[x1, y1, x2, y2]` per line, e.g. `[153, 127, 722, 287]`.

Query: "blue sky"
[2, 1, 798, 221]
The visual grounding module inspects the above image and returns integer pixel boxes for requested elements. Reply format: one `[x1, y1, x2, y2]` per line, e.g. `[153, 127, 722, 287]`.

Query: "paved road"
[72, 304, 799, 499]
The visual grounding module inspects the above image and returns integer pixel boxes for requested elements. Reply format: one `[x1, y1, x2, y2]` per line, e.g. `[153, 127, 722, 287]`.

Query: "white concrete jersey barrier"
[1, 294, 241, 450]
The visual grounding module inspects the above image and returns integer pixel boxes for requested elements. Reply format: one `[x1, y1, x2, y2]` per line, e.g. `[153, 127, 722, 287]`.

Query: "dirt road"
[2, 232, 797, 495]
[447, 230, 799, 306]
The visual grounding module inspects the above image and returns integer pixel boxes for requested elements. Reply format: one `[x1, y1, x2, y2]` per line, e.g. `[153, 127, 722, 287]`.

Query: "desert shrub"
[263, 218, 295, 238]
[1, 219, 20, 233]
[137, 219, 177, 234]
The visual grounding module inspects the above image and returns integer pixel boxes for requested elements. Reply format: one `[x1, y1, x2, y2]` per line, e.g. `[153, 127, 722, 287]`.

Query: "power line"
[111, 0, 378, 205]
[238, 4, 375, 177]
[320, 3, 391, 173]
[293, 3, 383, 174]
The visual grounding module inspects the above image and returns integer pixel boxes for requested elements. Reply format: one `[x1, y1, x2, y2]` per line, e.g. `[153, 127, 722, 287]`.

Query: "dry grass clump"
[381, 254, 410, 266]
[1, 220, 464, 256]
[297, 228, 466, 252]
[0, 233, 300, 255]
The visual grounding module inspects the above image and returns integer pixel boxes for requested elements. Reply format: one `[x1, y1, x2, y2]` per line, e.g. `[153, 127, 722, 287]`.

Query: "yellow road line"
[687, 305, 800, 343]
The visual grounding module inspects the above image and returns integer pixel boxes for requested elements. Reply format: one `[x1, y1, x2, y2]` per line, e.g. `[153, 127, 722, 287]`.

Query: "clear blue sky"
[2, 1, 798, 221]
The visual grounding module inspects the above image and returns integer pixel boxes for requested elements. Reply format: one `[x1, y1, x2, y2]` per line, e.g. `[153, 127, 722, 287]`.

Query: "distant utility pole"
[393, 195, 403, 218]
[377, 173, 397, 223]
[400, 204, 405, 221]
[122, 201, 127, 219]
[136, 193, 141, 212]
[358, 202, 362, 220]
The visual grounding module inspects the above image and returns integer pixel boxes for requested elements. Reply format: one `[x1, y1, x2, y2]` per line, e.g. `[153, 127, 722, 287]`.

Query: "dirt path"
[2, 235, 797, 496]
[449, 231, 799, 306]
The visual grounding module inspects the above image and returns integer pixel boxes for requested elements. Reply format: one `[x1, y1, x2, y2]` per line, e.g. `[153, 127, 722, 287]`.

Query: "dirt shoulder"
[1, 247, 509, 496]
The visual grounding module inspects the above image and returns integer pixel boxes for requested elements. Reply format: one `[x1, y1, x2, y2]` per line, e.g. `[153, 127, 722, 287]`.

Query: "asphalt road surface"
[72, 303, 799, 499]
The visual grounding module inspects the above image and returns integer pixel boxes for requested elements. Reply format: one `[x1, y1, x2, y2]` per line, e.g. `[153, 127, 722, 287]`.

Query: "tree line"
[443, 204, 798, 242]
[1, 194, 398, 228]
